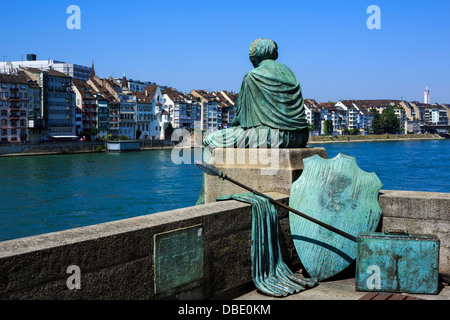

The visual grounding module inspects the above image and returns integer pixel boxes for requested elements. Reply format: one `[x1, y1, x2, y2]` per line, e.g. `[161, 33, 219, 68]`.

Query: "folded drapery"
[217, 192, 317, 297]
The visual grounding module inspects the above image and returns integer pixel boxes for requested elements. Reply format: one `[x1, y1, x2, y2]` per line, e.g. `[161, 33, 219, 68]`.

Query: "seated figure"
[204, 38, 309, 150]
[197, 39, 309, 205]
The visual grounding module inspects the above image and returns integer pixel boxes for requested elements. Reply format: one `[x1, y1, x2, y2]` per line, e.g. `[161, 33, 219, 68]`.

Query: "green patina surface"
[203, 38, 309, 150]
[289, 153, 383, 281]
[197, 38, 309, 205]
[356, 231, 440, 294]
[153, 225, 204, 294]
[217, 193, 317, 297]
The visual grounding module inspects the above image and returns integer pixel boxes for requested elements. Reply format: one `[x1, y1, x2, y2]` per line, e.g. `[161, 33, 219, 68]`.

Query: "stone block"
[379, 190, 450, 274]
[204, 147, 327, 204]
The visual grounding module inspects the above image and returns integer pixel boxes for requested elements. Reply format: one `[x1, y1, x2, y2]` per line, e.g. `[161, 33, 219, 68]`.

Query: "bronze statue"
[204, 38, 309, 149]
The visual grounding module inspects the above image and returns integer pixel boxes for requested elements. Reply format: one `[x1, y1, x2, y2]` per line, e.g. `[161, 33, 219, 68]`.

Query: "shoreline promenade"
[0, 133, 445, 157]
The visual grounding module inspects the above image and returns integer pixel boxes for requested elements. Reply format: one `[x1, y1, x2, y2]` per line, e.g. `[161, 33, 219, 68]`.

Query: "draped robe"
[232, 59, 307, 131]
[204, 59, 309, 149]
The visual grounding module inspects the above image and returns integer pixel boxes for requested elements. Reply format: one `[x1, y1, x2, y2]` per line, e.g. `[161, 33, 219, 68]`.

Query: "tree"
[371, 109, 382, 132]
[344, 127, 360, 135]
[370, 108, 400, 134]
[90, 127, 99, 136]
[323, 120, 333, 135]
[381, 108, 400, 134]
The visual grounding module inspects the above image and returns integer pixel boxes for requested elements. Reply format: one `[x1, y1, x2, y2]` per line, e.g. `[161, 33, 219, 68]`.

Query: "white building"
[128, 79, 156, 92]
[431, 109, 447, 124]
[133, 85, 169, 140]
[163, 88, 202, 131]
[150, 86, 169, 140]
[335, 101, 358, 130]
[118, 93, 136, 139]
[135, 87, 156, 140]
[0, 56, 91, 81]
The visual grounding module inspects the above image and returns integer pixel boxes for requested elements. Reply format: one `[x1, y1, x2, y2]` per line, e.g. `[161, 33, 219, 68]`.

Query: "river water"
[0, 139, 448, 241]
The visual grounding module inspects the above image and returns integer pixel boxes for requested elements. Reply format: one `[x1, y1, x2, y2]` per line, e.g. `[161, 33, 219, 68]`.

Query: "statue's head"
[249, 38, 278, 67]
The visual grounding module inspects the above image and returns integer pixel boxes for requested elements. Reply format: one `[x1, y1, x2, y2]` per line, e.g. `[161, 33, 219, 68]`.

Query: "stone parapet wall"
[378, 190, 450, 274]
[0, 190, 448, 299]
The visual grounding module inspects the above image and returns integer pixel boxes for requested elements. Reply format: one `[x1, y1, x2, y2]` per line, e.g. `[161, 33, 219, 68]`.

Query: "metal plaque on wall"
[153, 224, 204, 294]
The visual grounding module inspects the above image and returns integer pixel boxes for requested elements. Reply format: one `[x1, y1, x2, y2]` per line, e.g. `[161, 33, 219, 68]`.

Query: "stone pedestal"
[204, 147, 328, 204]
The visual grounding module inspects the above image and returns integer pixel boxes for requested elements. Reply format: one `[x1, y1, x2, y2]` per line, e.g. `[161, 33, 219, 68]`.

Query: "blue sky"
[1, 0, 449, 103]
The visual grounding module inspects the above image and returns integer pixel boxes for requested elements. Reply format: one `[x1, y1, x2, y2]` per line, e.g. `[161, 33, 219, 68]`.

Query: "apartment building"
[163, 88, 195, 130]
[135, 86, 157, 140]
[0, 73, 29, 142]
[304, 99, 322, 136]
[27, 77, 43, 140]
[86, 73, 120, 136]
[118, 93, 136, 139]
[190, 90, 220, 133]
[21, 67, 76, 139]
[212, 91, 237, 130]
[72, 79, 103, 138]
[0, 55, 91, 81]
[96, 94, 110, 136]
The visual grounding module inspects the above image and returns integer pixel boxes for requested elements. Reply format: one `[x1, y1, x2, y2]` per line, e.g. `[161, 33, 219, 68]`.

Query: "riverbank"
[174, 132, 445, 148]
[308, 133, 443, 144]
[0, 134, 445, 157]
[0, 140, 174, 157]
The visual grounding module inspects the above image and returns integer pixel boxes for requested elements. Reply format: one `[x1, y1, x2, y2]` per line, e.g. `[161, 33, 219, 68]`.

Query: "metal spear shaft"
[196, 161, 357, 243]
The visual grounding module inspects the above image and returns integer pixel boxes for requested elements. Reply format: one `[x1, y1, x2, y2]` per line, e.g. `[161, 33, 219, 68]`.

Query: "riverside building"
[72, 79, 111, 139]
[21, 67, 76, 140]
[0, 73, 29, 142]
[0, 55, 91, 81]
